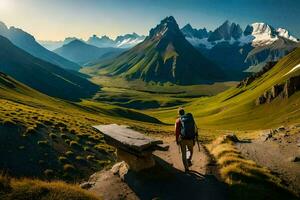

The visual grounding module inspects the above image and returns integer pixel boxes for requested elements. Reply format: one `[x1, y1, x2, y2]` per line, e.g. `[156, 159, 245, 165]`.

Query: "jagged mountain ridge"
[182, 21, 299, 75]
[87, 16, 225, 85]
[39, 33, 145, 50]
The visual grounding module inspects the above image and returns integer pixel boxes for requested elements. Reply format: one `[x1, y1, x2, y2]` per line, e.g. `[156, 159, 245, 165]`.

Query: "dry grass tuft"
[209, 135, 298, 200]
[0, 175, 100, 200]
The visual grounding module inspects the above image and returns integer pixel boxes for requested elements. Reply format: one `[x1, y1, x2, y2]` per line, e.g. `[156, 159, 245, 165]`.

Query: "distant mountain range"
[54, 39, 126, 65]
[0, 17, 298, 86]
[86, 16, 225, 85]
[40, 33, 145, 50]
[182, 21, 299, 76]
[0, 21, 80, 71]
[0, 36, 98, 100]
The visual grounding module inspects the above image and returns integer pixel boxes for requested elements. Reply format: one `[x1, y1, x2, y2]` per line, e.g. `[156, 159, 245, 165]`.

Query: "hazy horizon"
[0, 0, 299, 41]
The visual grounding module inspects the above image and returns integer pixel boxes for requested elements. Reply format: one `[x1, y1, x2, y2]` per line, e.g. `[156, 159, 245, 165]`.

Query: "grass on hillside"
[0, 174, 100, 200]
[0, 74, 165, 181]
[145, 48, 300, 132]
[208, 135, 298, 200]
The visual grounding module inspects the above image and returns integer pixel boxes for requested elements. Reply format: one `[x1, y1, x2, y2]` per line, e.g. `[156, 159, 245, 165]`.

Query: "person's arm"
[175, 119, 181, 144]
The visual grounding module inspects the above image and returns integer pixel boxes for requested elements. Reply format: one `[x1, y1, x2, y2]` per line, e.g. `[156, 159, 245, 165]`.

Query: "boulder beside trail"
[93, 124, 168, 171]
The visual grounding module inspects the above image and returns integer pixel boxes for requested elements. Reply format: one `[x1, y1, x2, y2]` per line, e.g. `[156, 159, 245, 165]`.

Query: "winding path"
[89, 136, 228, 200]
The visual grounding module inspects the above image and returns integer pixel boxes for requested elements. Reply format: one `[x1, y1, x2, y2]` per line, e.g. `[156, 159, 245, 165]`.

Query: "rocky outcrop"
[283, 75, 300, 97]
[256, 75, 300, 105]
[237, 61, 277, 88]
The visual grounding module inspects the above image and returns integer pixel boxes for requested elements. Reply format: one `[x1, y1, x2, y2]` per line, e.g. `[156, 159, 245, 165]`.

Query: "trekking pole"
[196, 137, 201, 152]
[178, 144, 181, 154]
[195, 126, 200, 152]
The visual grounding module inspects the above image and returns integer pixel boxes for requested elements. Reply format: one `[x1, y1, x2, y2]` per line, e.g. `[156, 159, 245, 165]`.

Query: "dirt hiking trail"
[88, 136, 228, 200]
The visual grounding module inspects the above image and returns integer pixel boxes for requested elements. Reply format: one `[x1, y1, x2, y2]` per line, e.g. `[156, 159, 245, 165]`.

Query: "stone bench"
[93, 124, 169, 171]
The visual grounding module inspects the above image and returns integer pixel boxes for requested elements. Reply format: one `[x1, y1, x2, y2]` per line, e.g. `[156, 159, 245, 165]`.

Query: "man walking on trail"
[175, 107, 198, 172]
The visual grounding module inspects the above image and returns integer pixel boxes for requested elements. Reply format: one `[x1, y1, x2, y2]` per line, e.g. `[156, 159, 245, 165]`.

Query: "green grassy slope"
[146, 48, 300, 131]
[0, 36, 99, 101]
[0, 72, 163, 181]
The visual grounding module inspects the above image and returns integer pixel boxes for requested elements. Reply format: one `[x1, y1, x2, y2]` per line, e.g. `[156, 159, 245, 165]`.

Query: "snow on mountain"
[115, 33, 145, 48]
[116, 37, 144, 48]
[183, 21, 299, 49]
[41, 33, 145, 50]
[248, 23, 278, 46]
[277, 28, 298, 42]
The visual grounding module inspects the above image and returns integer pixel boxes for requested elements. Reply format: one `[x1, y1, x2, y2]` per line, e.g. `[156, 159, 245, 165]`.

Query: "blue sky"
[0, 0, 299, 40]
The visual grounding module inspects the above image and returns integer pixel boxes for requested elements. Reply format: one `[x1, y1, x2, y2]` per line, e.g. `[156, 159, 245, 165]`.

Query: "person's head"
[178, 107, 185, 116]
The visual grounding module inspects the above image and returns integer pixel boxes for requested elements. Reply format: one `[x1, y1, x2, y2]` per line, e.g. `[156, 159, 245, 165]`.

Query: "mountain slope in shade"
[54, 40, 125, 65]
[0, 21, 80, 71]
[208, 20, 243, 42]
[87, 16, 225, 85]
[181, 23, 210, 39]
[0, 36, 98, 101]
[38, 37, 82, 51]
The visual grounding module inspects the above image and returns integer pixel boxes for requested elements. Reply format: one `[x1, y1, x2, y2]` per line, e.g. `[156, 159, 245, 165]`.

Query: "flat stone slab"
[93, 124, 163, 153]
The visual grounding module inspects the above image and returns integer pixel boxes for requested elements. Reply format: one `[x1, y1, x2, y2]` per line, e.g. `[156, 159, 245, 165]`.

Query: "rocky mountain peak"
[181, 23, 209, 39]
[182, 23, 193, 31]
[149, 16, 180, 39]
[276, 28, 299, 42]
[208, 20, 242, 42]
[251, 23, 276, 36]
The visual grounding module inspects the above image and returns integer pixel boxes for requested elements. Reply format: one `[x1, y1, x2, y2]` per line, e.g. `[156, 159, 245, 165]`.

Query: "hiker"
[175, 107, 198, 172]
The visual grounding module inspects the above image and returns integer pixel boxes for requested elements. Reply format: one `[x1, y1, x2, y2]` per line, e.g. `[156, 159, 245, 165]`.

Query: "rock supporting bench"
[93, 124, 168, 171]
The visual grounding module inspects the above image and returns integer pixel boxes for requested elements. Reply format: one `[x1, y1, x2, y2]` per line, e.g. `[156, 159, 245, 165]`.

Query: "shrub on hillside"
[86, 155, 95, 161]
[44, 169, 54, 178]
[64, 139, 71, 145]
[70, 129, 77, 135]
[58, 156, 68, 163]
[83, 146, 90, 151]
[63, 164, 75, 173]
[75, 156, 87, 164]
[49, 133, 57, 140]
[24, 127, 37, 136]
[65, 151, 74, 158]
[37, 140, 48, 147]
[70, 141, 81, 149]
[94, 144, 114, 154]
[61, 134, 69, 140]
[78, 134, 89, 140]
